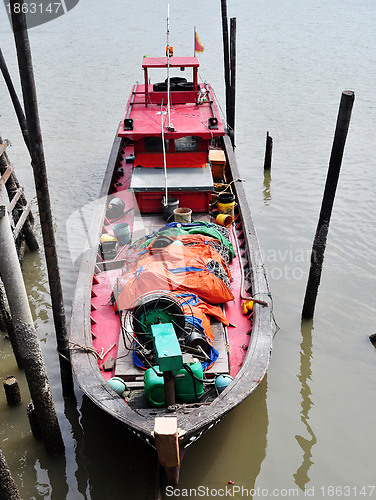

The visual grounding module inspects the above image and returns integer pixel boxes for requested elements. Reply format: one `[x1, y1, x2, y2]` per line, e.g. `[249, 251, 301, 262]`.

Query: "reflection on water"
[37, 450, 68, 500]
[173, 377, 268, 498]
[61, 378, 267, 499]
[294, 320, 316, 490]
[63, 396, 87, 499]
[263, 169, 272, 206]
[76, 395, 157, 500]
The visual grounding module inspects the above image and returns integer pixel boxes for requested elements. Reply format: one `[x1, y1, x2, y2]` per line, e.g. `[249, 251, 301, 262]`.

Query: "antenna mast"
[166, 4, 173, 130]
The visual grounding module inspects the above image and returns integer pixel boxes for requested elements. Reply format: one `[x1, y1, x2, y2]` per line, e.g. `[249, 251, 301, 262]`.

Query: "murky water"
[1, 0, 376, 498]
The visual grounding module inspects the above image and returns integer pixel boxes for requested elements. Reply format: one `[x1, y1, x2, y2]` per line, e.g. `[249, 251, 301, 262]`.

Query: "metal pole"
[220, 0, 231, 124]
[302, 91, 355, 319]
[228, 17, 236, 146]
[166, 4, 172, 130]
[10, 0, 74, 397]
[264, 131, 273, 171]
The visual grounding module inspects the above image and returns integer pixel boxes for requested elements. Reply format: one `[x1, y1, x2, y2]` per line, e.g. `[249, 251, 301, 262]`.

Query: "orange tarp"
[136, 237, 231, 280]
[178, 294, 229, 343]
[117, 241, 233, 310]
[118, 235, 233, 311]
[117, 265, 233, 310]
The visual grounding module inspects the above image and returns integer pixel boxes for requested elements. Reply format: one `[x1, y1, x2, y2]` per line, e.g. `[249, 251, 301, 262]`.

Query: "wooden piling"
[0, 285, 14, 337]
[302, 91, 355, 319]
[0, 448, 21, 500]
[220, 0, 231, 123]
[0, 138, 39, 357]
[17, 323, 65, 455]
[0, 183, 28, 368]
[3, 376, 22, 406]
[228, 17, 236, 145]
[264, 131, 273, 171]
[10, 0, 74, 398]
[0, 178, 65, 455]
[27, 401, 42, 439]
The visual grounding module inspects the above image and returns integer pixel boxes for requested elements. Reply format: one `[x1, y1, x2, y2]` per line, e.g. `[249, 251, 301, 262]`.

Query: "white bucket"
[173, 207, 192, 223]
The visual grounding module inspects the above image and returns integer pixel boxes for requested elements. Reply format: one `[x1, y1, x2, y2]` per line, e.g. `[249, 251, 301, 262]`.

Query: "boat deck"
[91, 205, 252, 392]
[111, 211, 230, 383]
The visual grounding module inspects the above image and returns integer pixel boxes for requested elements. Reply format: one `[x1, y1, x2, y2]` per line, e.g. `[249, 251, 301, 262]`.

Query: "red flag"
[194, 29, 204, 54]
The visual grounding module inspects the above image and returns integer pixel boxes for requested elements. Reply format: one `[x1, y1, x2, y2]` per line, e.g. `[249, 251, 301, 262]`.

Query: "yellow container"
[216, 213, 233, 227]
[217, 192, 236, 217]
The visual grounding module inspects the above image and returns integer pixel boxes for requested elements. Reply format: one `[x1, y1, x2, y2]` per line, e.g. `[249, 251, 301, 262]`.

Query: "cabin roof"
[142, 56, 199, 69]
[118, 83, 225, 140]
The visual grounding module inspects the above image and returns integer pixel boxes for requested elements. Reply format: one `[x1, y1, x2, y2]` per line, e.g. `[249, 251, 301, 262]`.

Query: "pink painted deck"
[91, 269, 122, 381]
[117, 83, 225, 140]
[225, 227, 252, 378]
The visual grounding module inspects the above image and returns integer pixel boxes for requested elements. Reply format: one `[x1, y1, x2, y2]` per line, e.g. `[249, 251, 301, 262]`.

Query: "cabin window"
[144, 137, 169, 152]
[174, 136, 199, 152]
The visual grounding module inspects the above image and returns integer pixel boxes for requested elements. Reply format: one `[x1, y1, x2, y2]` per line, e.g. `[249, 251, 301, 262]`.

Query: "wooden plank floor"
[206, 319, 229, 375]
[114, 315, 145, 381]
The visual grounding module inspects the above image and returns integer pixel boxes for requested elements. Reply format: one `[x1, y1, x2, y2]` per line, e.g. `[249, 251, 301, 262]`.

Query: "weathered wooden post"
[27, 401, 42, 439]
[228, 17, 236, 146]
[302, 91, 355, 319]
[10, 0, 74, 398]
[264, 131, 273, 171]
[0, 284, 13, 337]
[220, 0, 231, 123]
[0, 449, 21, 500]
[3, 376, 22, 406]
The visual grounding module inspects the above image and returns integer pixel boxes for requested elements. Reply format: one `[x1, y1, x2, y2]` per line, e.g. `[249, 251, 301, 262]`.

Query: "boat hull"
[70, 129, 273, 480]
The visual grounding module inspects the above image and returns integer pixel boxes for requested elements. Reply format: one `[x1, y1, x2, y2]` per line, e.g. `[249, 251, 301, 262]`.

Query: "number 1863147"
[6, 3, 63, 15]
[320, 486, 375, 497]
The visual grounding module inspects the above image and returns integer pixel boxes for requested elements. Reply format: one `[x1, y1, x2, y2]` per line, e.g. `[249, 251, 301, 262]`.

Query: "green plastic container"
[108, 376, 126, 396]
[175, 362, 204, 403]
[144, 368, 165, 407]
[144, 362, 204, 407]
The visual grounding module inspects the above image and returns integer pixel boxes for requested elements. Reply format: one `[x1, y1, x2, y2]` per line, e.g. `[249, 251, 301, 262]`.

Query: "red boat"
[70, 42, 273, 484]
